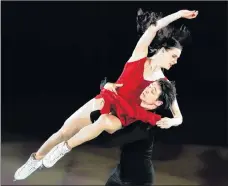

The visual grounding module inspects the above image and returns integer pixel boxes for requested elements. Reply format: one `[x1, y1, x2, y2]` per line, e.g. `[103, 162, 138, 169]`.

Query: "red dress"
[95, 57, 162, 126]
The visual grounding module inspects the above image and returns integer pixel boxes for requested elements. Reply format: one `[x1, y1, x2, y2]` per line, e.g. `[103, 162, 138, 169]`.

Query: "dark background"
[2, 1, 227, 146]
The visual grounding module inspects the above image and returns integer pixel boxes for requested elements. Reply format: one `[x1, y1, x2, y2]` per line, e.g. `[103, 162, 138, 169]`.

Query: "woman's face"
[158, 47, 182, 70]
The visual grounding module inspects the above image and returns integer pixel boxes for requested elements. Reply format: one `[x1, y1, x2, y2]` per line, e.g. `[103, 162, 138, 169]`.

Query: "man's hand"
[103, 83, 123, 95]
[156, 117, 175, 129]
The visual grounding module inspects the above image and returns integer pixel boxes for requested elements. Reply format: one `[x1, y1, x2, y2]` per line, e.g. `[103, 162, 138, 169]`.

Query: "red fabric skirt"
[95, 89, 137, 126]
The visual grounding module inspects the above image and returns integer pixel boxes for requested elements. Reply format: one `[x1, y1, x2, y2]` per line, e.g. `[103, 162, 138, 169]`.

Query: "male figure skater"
[90, 81, 181, 186]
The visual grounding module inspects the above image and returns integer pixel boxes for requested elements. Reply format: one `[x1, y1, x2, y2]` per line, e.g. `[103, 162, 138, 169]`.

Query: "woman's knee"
[64, 108, 93, 127]
[52, 129, 72, 142]
[98, 114, 110, 122]
[96, 114, 110, 128]
[105, 127, 117, 134]
[97, 114, 121, 134]
[50, 131, 65, 142]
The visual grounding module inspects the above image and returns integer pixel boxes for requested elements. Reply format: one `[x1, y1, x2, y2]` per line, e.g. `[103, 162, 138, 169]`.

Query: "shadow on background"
[152, 142, 183, 161]
[198, 149, 228, 186]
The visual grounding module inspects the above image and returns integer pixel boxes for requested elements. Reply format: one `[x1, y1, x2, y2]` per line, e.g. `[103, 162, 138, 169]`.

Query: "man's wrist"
[100, 77, 108, 90]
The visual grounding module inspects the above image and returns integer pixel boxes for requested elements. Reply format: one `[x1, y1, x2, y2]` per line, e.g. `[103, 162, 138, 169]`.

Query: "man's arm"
[98, 121, 151, 148]
[90, 109, 151, 147]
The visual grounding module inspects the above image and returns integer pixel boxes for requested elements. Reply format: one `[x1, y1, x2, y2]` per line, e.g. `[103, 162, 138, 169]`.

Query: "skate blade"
[39, 164, 44, 170]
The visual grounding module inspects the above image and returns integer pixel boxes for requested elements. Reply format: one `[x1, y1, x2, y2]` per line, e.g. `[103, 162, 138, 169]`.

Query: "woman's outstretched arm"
[129, 9, 198, 61]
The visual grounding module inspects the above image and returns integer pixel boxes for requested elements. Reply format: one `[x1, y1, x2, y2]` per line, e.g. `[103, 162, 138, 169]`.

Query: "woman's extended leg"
[35, 98, 105, 159]
[14, 98, 105, 180]
[42, 114, 122, 168]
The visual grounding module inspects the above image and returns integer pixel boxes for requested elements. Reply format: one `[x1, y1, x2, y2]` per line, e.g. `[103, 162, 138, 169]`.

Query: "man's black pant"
[90, 110, 156, 186]
[105, 162, 155, 186]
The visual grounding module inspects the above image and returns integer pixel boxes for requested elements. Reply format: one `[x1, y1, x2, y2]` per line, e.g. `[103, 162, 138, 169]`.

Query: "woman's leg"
[35, 98, 104, 159]
[67, 114, 122, 147]
[42, 114, 122, 168]
[14, 98, 104, 180]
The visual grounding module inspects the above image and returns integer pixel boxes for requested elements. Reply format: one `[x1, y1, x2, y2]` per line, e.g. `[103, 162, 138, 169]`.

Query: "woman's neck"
[149, 57, 161, 72]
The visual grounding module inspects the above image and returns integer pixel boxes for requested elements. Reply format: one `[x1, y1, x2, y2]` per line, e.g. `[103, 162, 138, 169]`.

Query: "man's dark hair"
[157, 78, 177, 109]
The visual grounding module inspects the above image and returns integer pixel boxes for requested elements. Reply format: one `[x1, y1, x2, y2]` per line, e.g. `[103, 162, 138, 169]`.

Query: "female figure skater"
[14, 9, 198, 181]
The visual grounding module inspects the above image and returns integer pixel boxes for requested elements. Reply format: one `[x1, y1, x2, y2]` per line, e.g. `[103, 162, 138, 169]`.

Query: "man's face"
[140, 81, 163, 109]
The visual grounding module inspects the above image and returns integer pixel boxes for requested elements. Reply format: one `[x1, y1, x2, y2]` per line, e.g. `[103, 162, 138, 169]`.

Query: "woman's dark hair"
[136, 8, 191, 55]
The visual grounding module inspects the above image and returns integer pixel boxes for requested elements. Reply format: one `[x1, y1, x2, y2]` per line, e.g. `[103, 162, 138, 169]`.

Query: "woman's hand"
[156, 117, 176, 129]
[103, 82, 123, 95]
[179, 10, 199, 19]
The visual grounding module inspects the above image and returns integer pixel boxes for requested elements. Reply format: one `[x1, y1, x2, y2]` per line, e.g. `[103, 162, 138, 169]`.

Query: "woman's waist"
[117, 89, 141, 101]
[99, 89, 140, 105]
